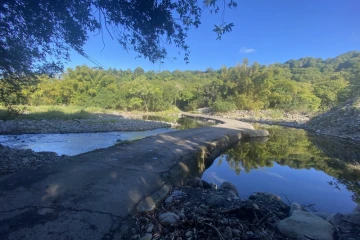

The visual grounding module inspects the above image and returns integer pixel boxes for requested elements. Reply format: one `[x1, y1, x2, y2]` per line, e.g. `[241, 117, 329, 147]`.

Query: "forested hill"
[4, 51, 360, 113]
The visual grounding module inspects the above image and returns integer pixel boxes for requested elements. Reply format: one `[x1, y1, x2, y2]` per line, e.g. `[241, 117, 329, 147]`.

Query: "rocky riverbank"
[0, 117, 172, 134]
[122, 178, 360, 240]
[198, 106, 360, 142]
[0, 144, 63, 176]
[306, 97, 360, 142]
[196, 108, 311, 128]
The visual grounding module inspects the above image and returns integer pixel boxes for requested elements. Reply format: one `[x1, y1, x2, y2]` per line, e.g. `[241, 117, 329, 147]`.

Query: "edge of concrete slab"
[135, 112, 269, 214]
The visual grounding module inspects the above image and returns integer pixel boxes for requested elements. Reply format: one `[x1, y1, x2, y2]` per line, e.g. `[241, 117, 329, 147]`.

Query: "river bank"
[0, 144, 63, 176]
[0, 116, 172, 134]
[122, 178, 360, 240]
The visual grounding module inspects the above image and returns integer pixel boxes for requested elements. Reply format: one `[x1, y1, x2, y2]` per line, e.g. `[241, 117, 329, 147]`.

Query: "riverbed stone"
[136, 185, 172, 213]
[327, 212, 360, 232]
[277, 210, 335, 240]
[171, 190, 186, 199]
[289, 202, 302, 215]
[353, 205, 360, 213]
[251, 129, 270, 137]
[206, 194, 226, 208]
[220, 181, 239, 196]
[223, 226, 233, 240]
[310, 212, 330, 220]
[146, 223, 154, 233]
[165, 196, 173, 205]
[140, 233, 152, 240]
[186, 177, 203, 188]
[158, 212, 180, 226]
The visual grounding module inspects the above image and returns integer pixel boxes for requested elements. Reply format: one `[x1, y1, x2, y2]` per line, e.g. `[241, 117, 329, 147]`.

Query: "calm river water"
[202, 124, 360, 213]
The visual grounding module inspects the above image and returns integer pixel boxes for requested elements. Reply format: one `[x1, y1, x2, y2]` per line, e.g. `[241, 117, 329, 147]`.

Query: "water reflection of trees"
[224, 125, 360, 202]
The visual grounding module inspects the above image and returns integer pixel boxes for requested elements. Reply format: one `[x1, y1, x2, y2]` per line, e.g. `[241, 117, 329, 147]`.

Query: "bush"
[211, 99, 236, 112]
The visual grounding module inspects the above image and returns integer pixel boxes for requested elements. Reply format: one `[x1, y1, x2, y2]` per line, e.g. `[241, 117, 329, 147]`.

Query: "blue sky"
[66, 0, 360, 71]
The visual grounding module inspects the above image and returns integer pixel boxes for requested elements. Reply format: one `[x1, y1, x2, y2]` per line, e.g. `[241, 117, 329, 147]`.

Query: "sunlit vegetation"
[1, 51, 359, 114]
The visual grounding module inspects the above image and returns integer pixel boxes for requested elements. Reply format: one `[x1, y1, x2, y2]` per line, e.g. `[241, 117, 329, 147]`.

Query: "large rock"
[220, 181, 239, 196]
[277, 210, 335, 240]
[158, 212, 180, 226]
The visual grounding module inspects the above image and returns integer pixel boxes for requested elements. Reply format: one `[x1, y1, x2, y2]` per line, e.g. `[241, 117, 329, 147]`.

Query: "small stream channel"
[1, 116, 359, 213]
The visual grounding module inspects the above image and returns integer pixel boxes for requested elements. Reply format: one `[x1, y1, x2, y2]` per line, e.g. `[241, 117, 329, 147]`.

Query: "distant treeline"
[3, 51, 360, 112]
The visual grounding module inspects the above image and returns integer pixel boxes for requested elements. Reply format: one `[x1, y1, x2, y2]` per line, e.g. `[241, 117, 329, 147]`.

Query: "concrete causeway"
[0, 114, 267, 240]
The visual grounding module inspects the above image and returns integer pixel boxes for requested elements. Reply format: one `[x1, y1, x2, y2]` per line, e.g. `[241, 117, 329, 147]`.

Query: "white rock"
[277, 210, 335, 240]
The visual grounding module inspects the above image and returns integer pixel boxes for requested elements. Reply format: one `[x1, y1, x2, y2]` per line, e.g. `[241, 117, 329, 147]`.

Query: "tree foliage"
[0, 0, 238, 85]
[1, 51, 359, 113]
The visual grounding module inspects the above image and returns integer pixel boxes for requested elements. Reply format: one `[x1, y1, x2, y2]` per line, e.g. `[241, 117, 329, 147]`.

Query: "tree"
[128, 76, 160, 112]
[1, 0, 237, 85]
[133, 67, 145, 79]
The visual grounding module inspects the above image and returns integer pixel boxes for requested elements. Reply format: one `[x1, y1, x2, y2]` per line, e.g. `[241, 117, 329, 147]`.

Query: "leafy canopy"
[0, 0, 237, 84]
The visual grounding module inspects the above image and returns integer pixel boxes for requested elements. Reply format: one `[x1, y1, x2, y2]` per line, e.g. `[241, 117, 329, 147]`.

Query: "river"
[202, 124, 360, 213]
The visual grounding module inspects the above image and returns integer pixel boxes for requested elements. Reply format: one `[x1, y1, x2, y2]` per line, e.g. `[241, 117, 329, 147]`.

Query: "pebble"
[146, 224, 154, 233]
[139, 233, 152, 240]
[185, 231, 192, 237]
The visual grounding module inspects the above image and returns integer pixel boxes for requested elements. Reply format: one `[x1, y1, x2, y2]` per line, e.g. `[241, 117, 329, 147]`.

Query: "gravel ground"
[0, 117, 172, 134]
[0, 144, 63, 176]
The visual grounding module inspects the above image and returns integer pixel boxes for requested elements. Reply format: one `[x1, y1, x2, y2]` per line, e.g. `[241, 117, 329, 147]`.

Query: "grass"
[0, 105, 181, 121]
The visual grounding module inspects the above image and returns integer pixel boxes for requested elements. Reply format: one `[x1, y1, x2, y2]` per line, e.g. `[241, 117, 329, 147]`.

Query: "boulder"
[220, 182, 239, 196]
[158, 212, 180, 226]
[277, 210, 335, 240]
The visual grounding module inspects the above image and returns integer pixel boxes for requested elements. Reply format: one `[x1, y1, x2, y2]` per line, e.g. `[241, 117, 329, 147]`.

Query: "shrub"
[211, 99, 236, 112]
